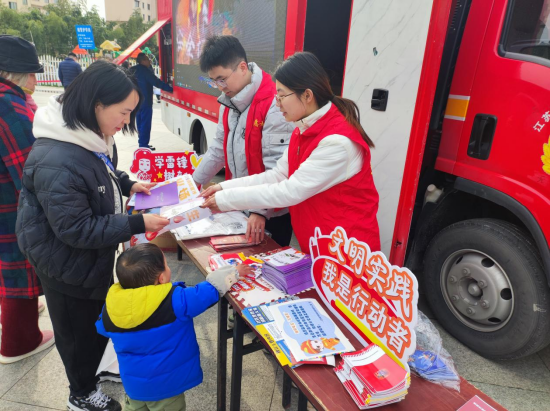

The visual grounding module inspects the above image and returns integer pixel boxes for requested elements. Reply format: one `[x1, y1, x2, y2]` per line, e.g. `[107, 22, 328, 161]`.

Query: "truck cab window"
[502, 0, 550, 61]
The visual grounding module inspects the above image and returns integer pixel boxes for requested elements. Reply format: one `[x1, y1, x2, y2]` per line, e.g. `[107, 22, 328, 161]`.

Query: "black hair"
[121, 60, 130, 69]
[68, 52, 77, 58]
[274, 52, 374, 148]
[116, 243, 166, 289]
[136, 53, 148, 63]
[57, 60, 142, 135]
[199, 35, 248, 73]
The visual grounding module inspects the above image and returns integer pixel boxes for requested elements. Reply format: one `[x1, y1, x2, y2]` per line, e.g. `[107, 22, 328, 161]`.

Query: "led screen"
[173, 0, 288, 96]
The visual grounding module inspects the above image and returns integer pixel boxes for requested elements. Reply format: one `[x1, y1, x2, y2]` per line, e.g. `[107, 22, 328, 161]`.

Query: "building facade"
[1, 0, 57, 12]
[105, 0, 157, 22]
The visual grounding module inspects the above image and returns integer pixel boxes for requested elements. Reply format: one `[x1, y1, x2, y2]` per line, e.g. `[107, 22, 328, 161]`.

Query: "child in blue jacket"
[96, 243, 247, 410]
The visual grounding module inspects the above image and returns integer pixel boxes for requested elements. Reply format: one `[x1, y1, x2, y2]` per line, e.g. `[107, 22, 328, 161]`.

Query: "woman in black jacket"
[16, 61, 169, 411]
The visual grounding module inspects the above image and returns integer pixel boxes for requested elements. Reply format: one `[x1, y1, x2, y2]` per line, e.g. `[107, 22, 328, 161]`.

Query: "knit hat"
[0, 35, 44, 73]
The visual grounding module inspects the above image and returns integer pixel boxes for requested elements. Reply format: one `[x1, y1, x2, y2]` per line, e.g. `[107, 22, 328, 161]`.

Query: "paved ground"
[1, 88, 550, 410]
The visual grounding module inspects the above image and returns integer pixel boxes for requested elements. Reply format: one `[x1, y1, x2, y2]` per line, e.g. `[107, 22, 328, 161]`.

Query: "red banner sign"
[310, 227, 419, 366]
[129, 148, 203, 182]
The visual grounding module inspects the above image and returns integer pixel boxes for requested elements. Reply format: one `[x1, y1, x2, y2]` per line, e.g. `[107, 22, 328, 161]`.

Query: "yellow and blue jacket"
[95, 281, 219, 401]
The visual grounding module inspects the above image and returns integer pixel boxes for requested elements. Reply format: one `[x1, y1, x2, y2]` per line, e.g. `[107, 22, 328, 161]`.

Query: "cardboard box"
[150, 231, 179, 252]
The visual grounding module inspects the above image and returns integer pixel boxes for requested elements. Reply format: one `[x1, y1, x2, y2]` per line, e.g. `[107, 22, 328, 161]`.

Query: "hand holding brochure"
[125, 175, 211, 247]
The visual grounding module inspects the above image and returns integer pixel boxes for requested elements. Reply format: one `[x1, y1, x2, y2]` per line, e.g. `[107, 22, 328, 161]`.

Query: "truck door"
[450, 0, 550, 241]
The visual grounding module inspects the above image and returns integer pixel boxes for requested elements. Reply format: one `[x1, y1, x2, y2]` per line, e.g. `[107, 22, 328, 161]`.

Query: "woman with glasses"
[201, 52, 381, 253]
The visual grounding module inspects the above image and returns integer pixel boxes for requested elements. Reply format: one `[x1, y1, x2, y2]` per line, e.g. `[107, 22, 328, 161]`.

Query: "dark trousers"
[265, 213, 293, 247]
[137, 105, 153, 147]
[42, 283, 107, 397]
[0, 297, 41, 357]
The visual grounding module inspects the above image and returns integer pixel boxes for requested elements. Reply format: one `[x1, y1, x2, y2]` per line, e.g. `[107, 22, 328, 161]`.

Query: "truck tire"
[193, 127, 208, 155]
[424, 218, 550, 359]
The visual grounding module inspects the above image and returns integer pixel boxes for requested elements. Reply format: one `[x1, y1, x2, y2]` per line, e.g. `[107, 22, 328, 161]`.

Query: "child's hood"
[105, 283, 173, 329]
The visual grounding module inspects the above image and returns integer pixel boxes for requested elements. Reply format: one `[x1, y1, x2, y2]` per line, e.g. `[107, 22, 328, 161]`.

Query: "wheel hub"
[441, 250, 514, 332]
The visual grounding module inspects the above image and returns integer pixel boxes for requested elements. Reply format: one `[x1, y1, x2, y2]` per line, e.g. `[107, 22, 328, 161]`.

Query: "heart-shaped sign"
[190, 153, 203, 169]
[309, 226, 419, 367]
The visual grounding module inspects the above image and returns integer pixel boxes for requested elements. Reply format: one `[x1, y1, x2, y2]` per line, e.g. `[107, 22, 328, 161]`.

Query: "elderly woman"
[16, 61, 170, 411]
[0, 35, 55, 364]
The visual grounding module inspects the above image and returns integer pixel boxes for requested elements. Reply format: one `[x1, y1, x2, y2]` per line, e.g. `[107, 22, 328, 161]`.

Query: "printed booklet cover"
[134, 181, 179, 211]
[243, 298, 354, 366]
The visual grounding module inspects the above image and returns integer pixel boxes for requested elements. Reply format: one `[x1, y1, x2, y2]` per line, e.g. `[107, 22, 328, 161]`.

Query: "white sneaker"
[67, 384, 122, 411]
[0, 330, 55, 364]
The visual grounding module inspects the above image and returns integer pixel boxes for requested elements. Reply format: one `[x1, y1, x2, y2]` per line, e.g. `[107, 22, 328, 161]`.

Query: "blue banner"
[75, 25, 95, 49]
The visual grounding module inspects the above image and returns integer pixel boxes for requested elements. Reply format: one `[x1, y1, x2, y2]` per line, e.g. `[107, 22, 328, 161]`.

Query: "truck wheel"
[424, 218, 550, 359]
[193, 127, 208, 155]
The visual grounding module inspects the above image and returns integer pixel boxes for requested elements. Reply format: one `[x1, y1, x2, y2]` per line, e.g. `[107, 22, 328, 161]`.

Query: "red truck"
[117, 0, 550, 360]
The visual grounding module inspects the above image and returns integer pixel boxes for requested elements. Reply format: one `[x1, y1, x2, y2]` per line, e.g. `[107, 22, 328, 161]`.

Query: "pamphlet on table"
[261, 247, 314, 294]
[172, 211, 249, 240]
[242, 298, 354, 366]
[208, 251, 289, 307]
[334, 344, 410, 409]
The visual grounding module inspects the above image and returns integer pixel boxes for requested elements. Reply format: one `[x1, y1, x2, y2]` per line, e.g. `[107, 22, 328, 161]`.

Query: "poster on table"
[208, 252, 290, 307]
[309, 226, 419, 368]
[129, 148, 203, 183]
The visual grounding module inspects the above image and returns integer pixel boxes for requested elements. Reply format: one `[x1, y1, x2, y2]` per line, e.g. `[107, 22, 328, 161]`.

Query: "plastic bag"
[96, 339, 119, 375]
[407, 311, 460, 391]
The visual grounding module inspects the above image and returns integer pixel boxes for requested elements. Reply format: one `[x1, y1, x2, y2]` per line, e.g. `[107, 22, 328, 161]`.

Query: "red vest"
[288, 104, 381, 253]
[222, 70, 275, 180]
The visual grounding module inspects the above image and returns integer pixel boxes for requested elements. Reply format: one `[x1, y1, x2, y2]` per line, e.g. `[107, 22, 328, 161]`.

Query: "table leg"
[282, 372, 292, 409]
[217, 298, 228, 411]
[230, 313, 245, 411]
[177, 244, 183, 261]
[298, 390, 308, 411]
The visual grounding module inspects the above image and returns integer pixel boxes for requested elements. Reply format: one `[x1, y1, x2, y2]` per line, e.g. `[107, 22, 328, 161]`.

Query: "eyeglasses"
[274, 92, 295, 104]
[206, 65, 239, 88]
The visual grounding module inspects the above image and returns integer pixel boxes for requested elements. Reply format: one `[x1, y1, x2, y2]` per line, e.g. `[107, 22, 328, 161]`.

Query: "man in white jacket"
[193, 35, 294, 246]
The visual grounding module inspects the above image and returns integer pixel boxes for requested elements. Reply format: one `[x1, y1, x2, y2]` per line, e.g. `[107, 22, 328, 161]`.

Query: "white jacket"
[216, 102, 364, 211]
[192, 62, 294, 219]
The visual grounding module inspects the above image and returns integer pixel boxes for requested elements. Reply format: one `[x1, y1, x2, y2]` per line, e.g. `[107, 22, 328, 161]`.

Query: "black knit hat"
[0, 35, 44, 73]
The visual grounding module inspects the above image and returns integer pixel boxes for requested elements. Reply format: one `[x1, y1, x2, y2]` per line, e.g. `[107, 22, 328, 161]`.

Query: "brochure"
[242, 298, 354, 366]
[134, 182, 179, 211]
[124, 175, 211, 247]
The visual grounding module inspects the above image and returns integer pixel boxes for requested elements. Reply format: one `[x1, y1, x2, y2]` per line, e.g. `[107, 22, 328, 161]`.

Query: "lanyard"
[94, 152, 115, 173]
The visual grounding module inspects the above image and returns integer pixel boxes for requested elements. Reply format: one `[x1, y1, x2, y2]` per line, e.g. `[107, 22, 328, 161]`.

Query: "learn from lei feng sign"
[130, 148, 203, 183]
[309, 227, 419, 367]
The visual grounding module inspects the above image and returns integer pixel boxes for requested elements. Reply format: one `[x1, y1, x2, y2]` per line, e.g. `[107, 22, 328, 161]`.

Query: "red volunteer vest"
[222, 70, 275, 180]
[288, 104, 381, 253]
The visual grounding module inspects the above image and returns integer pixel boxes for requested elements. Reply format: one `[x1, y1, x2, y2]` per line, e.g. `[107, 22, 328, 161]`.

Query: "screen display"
[173, 0, 288, 97]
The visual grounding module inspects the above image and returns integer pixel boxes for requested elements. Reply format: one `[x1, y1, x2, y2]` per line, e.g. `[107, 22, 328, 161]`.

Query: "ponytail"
[332, 96, 374, 148]
[274, 52, 375, 148]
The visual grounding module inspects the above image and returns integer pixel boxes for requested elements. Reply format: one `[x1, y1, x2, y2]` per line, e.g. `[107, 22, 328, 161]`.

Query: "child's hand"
[236, 264, 255, 278]
[206, 265, 239, 296]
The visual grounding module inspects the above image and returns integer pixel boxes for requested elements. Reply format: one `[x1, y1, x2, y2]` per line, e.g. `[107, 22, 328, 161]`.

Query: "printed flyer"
[243, 298, 354, 366]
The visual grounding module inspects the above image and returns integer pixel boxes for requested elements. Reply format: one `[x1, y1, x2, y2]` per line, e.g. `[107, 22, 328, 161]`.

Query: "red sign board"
[310, 227, 419, 366]
[129, 148, 203, 182]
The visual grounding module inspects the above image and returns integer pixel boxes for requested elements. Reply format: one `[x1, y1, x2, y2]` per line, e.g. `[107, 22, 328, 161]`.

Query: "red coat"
[0, 77, 41, 299]
[288, 104, 381, 253]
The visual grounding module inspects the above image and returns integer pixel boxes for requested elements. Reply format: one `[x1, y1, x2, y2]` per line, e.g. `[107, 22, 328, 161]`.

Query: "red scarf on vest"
[222, 69, 275, 180]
